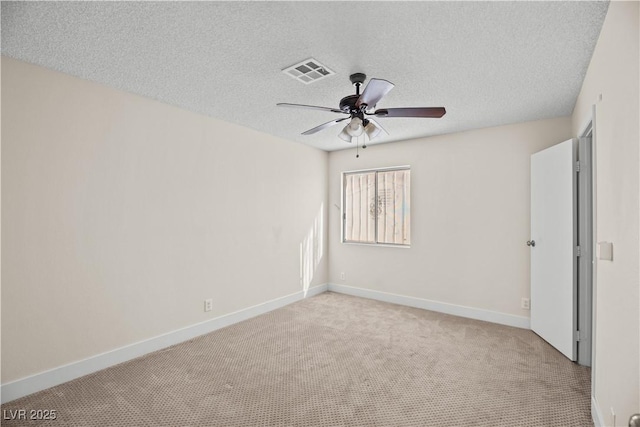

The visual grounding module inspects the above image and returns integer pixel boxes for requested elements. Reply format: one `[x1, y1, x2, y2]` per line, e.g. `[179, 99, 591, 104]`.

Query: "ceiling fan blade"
[301, 117, 350, 135]
[356, 78, 395, 110]
[373, 107, 446, 118]
[277, 103, 347, 114]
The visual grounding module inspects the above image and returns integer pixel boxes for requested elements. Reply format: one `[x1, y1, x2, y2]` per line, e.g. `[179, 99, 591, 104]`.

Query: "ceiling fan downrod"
[350, 73, 366, 96]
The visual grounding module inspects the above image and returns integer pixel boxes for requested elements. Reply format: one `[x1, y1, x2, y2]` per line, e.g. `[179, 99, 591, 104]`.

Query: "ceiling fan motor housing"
[339, 94, 360, 112]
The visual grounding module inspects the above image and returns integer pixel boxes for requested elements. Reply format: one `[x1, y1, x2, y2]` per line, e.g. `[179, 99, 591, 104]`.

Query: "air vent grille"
[282, 58, 334, 84]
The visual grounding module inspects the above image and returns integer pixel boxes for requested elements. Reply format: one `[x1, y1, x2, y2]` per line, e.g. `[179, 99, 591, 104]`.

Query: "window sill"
[342, 241, 411, 249]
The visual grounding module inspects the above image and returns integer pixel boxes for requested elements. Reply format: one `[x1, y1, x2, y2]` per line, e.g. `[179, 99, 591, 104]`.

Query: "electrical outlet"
[340, 272, 345, 281]
[521, 298, 530, 310]
[204, 299, 213, 312]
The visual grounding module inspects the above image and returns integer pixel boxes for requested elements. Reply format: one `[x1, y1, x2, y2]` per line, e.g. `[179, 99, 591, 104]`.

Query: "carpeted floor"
[2, 292, 592, 426]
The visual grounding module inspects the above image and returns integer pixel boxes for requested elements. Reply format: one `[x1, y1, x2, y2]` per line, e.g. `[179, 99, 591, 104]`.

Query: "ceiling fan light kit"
[277, 73, 446, 156]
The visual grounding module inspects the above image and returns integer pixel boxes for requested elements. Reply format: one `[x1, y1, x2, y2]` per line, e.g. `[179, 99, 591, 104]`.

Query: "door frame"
[577, 106, 597, 382]
[577, 129, 594, 367]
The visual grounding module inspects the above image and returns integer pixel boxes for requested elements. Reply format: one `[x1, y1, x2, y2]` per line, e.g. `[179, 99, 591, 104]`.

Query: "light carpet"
[1, 292, 592, 426]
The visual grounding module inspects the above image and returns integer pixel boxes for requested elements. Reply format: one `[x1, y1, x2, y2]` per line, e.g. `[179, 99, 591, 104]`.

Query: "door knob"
[630, 414, 640, 427]
[527, 240, 536, 247]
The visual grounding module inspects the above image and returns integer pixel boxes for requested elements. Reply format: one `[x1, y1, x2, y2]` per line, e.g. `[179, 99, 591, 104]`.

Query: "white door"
[530, 139, 576, 361]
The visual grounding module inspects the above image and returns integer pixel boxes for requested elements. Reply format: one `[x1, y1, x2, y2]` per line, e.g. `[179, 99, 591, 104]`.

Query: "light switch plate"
[597, 241, 613, 261]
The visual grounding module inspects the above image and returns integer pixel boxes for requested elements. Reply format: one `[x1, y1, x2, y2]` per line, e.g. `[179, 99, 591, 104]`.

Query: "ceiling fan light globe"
[338, 127, 352, 142]
[347, 127, 364, 137]
[364, 121, 382, 140]
[346, 117, 364, 137]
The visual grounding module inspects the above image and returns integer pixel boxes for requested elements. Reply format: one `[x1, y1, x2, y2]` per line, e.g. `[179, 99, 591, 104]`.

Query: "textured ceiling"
[1, 1, 609, 151]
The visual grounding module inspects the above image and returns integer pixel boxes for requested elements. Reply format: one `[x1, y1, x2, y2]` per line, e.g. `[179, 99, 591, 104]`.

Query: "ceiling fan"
[277, 73, 446, 146]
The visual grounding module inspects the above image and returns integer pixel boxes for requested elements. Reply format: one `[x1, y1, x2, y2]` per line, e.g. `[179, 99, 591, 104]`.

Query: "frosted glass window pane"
[376, 170, 410, 245]
[343, 172, 376, 243]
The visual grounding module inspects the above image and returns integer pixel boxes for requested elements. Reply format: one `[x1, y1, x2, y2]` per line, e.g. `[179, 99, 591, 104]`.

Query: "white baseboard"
[0, 283, 328, 404]
[327, 283, 530, 329]
[591, 395, 605, 427]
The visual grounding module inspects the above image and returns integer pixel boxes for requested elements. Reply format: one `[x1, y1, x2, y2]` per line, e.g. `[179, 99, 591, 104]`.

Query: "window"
[342, 166, 410, 246]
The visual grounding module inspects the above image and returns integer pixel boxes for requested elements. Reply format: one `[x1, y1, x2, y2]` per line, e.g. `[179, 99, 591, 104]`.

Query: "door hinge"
[575, 330, 581, 342]
[576, 246, 581, 257]
[343, 213, 346, 220]
[576, 161, 581, 172]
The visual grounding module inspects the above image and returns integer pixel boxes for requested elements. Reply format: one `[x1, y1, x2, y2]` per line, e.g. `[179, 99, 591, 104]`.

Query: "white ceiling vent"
[282, 58, 334, 84]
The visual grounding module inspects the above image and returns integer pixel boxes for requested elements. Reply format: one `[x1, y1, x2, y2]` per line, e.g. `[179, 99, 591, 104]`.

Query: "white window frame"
[341, 165, 411, 248]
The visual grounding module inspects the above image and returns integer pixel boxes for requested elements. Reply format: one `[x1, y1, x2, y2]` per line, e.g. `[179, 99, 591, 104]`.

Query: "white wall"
[1, 57, 329, 383]
[328, 117, 571, 319]
[571, 1, 640, 425]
